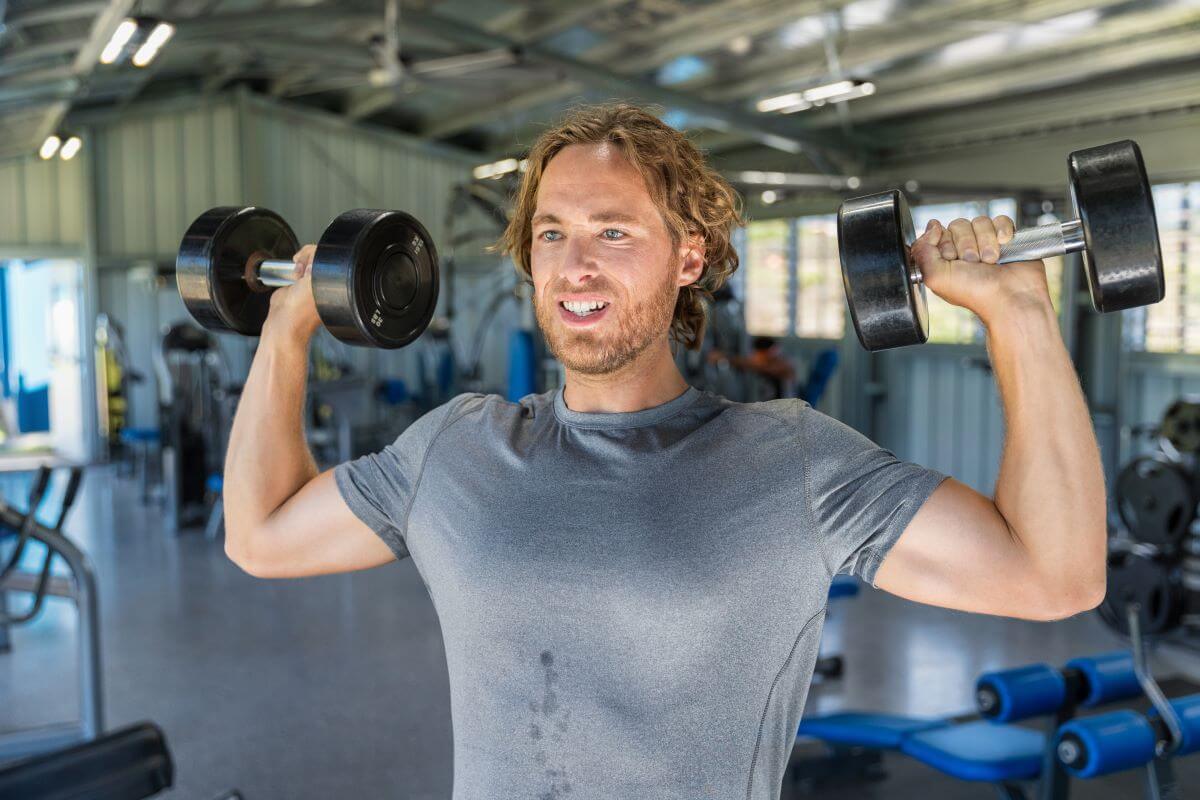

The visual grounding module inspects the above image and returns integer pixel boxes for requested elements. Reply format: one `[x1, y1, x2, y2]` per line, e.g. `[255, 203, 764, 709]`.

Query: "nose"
[560, 234, 599, 284]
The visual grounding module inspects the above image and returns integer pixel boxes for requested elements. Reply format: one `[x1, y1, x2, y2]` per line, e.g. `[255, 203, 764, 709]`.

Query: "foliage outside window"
[743, 220, 790, 337]
[1123, 183, 1200, 354]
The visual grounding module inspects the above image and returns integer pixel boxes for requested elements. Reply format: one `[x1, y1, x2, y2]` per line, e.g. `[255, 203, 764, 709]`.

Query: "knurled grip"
[998, 220, 1085, 264]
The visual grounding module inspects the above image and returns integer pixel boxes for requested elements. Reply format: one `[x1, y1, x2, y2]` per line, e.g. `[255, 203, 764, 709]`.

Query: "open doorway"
[0, 258, 92, 463]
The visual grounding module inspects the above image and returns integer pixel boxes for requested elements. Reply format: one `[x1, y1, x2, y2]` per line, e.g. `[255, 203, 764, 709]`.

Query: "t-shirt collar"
[552, 385, 701, 429]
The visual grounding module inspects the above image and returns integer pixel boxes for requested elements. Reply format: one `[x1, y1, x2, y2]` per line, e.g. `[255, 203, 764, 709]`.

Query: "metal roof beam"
[701, 0, 1133, 102]
[418, 83, 569, 140]
[836, 19, 1200, 124]
[417, 0, 847, 141]
[402, 9, 845, 169]
[6, 1, 107, 29]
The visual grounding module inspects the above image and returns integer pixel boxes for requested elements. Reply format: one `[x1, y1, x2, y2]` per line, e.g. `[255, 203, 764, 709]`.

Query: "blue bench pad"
[900, 720, 1044, 782]
[798, 712, 947, 749]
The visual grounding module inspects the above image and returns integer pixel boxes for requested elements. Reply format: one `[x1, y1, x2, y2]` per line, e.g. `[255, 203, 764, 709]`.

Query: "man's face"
[529, 142, 700, 375]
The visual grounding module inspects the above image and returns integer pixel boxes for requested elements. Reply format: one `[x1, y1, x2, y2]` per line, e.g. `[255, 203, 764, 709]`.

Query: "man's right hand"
[262, 243, 323, 341]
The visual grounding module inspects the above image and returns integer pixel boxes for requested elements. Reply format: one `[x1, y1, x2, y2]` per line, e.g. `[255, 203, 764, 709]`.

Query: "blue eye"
[602, 229, 625, 240]
[540, 230, 562, 242]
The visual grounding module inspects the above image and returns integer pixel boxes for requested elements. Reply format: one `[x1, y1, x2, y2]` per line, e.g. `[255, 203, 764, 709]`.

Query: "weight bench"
[794, 712, 1044, 797]
[793, 651, 1142, 797]
[0, 721, 245, 800]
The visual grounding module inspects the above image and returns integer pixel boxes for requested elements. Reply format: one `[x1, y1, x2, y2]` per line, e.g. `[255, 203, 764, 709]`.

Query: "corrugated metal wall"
[878, 345, 1006, 496]
[0, 155, 87, 248]
[92, 96, 243, 260]
[239, 91, 475, 256]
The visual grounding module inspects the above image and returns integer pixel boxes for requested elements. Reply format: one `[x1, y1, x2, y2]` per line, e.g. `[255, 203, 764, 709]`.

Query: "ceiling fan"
[364, 0, 521, 92]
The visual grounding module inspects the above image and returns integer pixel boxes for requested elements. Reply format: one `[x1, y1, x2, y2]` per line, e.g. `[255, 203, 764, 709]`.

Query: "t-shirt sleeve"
[333, 394, 470, 559]
[803, 406, 948, 586]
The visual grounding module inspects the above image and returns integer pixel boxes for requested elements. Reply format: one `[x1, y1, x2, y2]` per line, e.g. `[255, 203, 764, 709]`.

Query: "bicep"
[241, 470, 397, 579]
[872, 478, 1043, 616]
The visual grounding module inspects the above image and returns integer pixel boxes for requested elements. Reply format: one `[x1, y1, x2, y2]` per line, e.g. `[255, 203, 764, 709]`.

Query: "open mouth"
[560, 300, 610, 318]
[556, 298, 612, 327]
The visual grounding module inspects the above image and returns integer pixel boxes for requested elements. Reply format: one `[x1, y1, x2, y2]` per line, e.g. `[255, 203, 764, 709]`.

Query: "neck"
[562, 339, 689, 413]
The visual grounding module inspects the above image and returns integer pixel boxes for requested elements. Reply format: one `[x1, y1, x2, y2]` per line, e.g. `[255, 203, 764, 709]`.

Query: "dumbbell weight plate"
[1097, 548, 1183, 637]
[1161, 398, 1200, 455]
[838, 190, 928, 352]
[311, 209, 439, 349]
[1114, 454, 1194, 548]
[177, 207, 298, 335]
[1069, 140, 1164, 313]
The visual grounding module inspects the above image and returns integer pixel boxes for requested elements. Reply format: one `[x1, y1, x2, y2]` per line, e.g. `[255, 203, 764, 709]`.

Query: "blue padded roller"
[1056, 710, 1155, 778]
[900, 720, 1045, 782]
[976, 663, 1066, 722]
[798, 712, 947, 749]
[1065, 651, 1140, 708]
[1147, 693, 1200, 757]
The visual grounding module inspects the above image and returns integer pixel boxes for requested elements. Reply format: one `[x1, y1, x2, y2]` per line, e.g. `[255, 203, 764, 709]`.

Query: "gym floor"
[5, 467, 1194, 799]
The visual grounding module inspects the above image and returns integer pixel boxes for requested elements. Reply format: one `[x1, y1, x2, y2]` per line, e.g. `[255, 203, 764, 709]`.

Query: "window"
[743, 219, 790, 336]
[1123, 183, 1200, 353]
[795, 216, 844, 339]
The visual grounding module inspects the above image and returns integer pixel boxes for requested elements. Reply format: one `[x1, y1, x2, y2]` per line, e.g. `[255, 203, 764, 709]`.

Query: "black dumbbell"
[176, 206, 439, 349]
[839, 140, 1165, 351]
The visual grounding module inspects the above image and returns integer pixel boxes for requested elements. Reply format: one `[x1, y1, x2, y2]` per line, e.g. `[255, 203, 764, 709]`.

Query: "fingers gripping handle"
[998, 219, 1085, 264]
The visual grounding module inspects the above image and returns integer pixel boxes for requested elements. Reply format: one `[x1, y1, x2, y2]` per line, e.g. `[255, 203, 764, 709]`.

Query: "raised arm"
[872, 216, 1107, 620]
[222, 245, 394, 578]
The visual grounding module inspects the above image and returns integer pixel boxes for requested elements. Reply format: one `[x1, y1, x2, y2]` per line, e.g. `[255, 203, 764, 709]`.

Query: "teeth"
[563, 300, 607, 315]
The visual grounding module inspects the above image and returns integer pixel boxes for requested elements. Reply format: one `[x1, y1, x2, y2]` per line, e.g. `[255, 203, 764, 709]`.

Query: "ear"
[677, 234, 705, 287]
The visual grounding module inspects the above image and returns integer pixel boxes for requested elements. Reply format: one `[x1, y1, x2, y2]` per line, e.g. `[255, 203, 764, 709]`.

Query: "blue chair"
[118, 428, 161, 504]
[204, 474, 223, 542]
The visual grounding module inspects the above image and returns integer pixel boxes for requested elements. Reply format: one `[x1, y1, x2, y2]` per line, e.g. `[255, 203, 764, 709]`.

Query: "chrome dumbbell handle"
[255, 258, 300, 288]
[998, 219, 1085, 264]
[910, 219, 1086, 285]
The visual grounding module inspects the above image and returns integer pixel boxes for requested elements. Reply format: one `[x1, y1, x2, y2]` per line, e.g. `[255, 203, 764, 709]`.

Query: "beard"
[534, 264, 679, 376]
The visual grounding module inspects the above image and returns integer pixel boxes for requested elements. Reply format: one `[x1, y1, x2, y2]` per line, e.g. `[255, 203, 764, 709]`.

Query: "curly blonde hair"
[497, 103, 744, 350]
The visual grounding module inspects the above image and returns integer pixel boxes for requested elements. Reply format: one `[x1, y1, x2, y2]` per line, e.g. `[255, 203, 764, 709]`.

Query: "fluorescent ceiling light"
[60, 136, 83, 160]
[802, 79, 856, 102]
[730, 170, 860, 191]
[759, 80, 875, 114]
[132, 22, 174, 67]
[39, 135, 61, 160]
[756, 92, 806, 113]
[473, 157, 526, 180]
[100, 18, 137, 65]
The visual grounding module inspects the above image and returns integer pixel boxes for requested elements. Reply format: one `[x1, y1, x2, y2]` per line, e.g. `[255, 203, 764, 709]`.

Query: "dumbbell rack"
[1105, 423, 1200, 644]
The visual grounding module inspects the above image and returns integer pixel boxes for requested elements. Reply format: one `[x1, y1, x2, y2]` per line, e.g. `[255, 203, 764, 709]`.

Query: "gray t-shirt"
[334, 387, 946, 800]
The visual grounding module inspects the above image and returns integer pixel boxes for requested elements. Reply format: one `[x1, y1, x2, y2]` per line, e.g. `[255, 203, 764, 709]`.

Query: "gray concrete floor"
[1, 467, 1197, 799]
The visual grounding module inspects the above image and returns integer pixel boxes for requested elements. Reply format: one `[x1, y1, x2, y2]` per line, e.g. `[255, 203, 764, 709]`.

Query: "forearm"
[984, 298, 1107, 594]
[223, 329, 318, 554]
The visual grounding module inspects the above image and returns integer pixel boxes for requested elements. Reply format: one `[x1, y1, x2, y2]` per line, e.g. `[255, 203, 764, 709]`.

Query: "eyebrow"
[532, 211, 642, 226]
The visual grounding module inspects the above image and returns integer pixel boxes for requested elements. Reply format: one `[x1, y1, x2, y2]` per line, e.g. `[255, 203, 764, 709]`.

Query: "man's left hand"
[912, 216, 1053, 319]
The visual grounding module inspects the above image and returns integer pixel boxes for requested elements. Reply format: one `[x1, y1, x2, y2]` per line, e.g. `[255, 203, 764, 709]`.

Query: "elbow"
[224, 524, 271, 578]
[1023, 573, 1106, 622]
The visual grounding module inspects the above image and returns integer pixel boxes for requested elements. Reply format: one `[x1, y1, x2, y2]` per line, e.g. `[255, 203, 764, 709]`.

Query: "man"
[222, 104, 1106, 799]
[708, 335, 797, 400]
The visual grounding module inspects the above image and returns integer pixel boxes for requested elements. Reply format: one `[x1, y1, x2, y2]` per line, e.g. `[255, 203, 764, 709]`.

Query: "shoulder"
[714, 396, 812, 430]
[432, 389, 557, 430]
